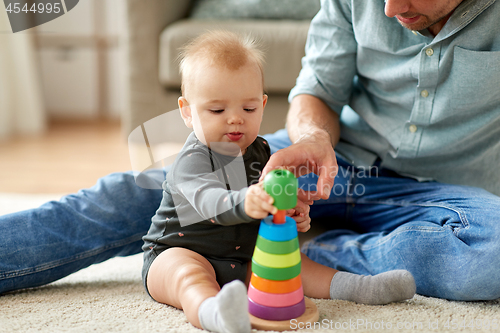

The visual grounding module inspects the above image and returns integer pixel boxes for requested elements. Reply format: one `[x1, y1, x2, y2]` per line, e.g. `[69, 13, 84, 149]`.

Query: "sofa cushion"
[189, 0, 320, 20]
[159, 19, 310, 93]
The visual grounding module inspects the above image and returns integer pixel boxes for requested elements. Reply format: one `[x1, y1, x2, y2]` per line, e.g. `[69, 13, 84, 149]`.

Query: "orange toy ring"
[250, 273, 302, 294]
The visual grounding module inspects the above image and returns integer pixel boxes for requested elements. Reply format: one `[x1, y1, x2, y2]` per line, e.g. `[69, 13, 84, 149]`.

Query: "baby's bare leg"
[147, 247, 219, 328]
[301, 253, 337, 298]
[301, 253, 416, 304]
[147, 248, 250, 333]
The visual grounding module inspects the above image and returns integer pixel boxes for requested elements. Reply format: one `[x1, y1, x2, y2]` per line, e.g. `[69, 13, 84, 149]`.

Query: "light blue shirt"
[290, 0, 500, 195]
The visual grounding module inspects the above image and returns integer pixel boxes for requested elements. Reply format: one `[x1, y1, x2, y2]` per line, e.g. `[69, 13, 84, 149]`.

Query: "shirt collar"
[437, 0, 496, 39]
[411, 0, 496, 41]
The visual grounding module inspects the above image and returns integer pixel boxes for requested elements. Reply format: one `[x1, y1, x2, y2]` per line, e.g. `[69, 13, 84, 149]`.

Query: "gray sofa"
[123, 0, 313, 141]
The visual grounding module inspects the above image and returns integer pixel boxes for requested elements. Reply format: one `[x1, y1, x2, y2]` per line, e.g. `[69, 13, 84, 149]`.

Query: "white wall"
[35, 0, 126, 119]
[38, 47, 98, 118]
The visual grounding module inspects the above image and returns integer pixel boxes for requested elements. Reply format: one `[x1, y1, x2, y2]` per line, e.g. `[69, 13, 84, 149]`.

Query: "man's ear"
[178, 97, 193, 128]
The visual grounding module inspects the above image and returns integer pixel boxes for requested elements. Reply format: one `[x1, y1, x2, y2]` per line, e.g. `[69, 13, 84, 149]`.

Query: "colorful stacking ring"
[248, 297, 305, 321]
[258, 216, 297, 242]
[248, 283, 304, 308]
[255, 235, 299, 255]
[252, 247, 301, 268]
[263, 169, 298, 210]
[250, 273, 302, 294]
[251, 259, 301, 281]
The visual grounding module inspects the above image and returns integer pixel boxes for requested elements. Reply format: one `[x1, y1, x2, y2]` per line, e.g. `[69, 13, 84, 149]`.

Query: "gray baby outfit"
[142, 132, 271, 291]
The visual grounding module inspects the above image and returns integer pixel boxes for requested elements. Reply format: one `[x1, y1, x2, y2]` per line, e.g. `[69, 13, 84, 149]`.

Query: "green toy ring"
[255, 235, 299, 255]
[251, 259, 301, 281]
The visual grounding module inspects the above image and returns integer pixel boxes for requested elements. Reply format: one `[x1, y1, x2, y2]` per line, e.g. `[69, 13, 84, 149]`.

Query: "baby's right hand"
[244, 183, 278, 219]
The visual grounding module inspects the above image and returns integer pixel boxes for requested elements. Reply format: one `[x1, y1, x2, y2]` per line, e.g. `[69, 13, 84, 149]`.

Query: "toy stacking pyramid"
[248, 169, 318, 330]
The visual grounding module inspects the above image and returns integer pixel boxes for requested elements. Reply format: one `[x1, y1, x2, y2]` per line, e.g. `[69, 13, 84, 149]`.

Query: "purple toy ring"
[248, 297, 305, 321]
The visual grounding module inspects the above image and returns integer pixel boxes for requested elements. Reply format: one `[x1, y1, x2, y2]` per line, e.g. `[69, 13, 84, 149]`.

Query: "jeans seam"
[304, 239, 338, 252]
[0, 232, 144, 280]
[345, 225, 447, 251]
[356, 199, 470, 231]
[307, 225, 447, 254]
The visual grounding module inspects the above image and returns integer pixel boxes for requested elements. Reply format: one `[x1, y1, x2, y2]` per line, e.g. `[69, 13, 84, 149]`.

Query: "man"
[263, 0, 500, 300]
[1, 0, 499, 300]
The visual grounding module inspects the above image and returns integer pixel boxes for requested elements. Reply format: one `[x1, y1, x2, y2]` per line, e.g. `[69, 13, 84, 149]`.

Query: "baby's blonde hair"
[179, 30, 265, 95]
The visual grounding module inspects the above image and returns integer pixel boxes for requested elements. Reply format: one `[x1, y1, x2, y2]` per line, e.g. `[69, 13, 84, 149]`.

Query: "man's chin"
[398, 22, 427, 32]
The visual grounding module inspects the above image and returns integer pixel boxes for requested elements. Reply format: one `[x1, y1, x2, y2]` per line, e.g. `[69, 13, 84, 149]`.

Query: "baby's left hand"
[286, 200, 311, 233]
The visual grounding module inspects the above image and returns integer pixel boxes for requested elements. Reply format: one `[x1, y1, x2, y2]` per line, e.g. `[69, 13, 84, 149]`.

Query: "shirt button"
[421, 90, 429, 98]
[425, 48, 434, 56]
[409, 124, 418, 133]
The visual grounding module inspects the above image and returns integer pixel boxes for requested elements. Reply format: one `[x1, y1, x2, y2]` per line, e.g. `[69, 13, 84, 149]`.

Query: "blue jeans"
[1, 129, 499, 300]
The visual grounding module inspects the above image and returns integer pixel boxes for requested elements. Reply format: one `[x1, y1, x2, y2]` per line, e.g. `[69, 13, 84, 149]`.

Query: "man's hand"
[261, 131, 338, 201]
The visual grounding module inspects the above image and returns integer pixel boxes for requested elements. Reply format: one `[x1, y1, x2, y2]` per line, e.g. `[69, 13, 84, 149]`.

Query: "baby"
[142, 31, 416, 333]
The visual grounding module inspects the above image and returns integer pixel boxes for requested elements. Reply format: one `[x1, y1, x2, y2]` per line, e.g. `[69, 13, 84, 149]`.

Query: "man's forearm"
[286, 94, 341, 147]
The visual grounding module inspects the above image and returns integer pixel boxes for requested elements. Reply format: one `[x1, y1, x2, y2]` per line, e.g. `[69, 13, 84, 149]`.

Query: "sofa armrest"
[123, 0, 192, 136]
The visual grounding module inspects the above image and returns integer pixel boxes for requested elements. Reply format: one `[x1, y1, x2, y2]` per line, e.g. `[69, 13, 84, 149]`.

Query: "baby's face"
[180, 61, 267, 155]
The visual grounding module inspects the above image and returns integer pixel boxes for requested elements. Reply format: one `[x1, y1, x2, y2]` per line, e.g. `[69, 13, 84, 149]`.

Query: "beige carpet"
[1, 193, 500, 333]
